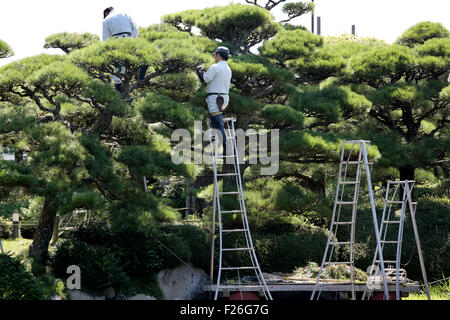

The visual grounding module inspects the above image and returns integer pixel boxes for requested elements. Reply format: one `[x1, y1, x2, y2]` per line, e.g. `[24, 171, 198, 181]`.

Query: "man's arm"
[129, 16, 140, 38]
[202, 65, 217, 84]
[102, 20, 111, 42]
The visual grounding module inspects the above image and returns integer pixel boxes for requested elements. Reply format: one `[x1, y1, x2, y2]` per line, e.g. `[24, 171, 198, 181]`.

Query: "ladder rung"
[375, 260, 397, 264]
[383, 220, 401, 224]
[221, 267, 257, 271]
[330, 241, 353, 245]
[221, 210, 243, 214]
[340, 181, 359, 185]
[333, 221, 353, 225]
[223, 118, 235, 123]
[217, 173, 239, 177]
[222, 248, 252, 252]
[336, 201, 357, 205]
[342, 161, 362, 165]
[380, 241, 398, 244]
[219, 191, 240, 195]
[222, 229, 248, 233]
[386, 200, 404, 204]
[325, 261, 351, 265]
[217, 155, 236, 158]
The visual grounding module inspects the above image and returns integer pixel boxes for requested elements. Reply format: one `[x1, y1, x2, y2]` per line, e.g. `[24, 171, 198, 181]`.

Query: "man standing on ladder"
[102, 7, 147, 92]
[196, 47, 232, 155]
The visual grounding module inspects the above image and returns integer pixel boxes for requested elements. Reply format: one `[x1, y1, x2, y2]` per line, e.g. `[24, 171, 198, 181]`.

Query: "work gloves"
[196, 65, 206, 83]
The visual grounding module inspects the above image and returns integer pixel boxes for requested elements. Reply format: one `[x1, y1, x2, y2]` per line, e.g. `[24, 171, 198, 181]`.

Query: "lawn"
[1, 238, 33, 257]
[404, 279, 450, 300]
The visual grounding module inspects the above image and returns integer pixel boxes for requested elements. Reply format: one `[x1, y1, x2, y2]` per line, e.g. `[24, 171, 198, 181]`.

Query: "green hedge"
[334, 194, 450, 281]
[0, 253, 44, 300]
[52, 226, 162, 296]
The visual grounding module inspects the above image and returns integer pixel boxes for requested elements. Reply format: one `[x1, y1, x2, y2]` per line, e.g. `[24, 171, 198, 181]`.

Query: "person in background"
[102, 7, 147, 91]
[196, 47, 232, 155]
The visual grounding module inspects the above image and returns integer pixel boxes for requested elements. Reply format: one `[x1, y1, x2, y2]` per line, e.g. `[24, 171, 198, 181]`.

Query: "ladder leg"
[311, 142, 348, 300]
[362, 142, 390, 300]
[405, 181, 431, 300]
[209, 182, 217, 283]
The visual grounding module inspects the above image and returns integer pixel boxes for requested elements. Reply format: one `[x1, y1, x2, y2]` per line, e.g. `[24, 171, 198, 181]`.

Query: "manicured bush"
[20, 224, 37, 239]
[52, 226, 162, 295]
[252, 229, 330, 273]
[160, 224, 210, 271]
[338, 194, 450, 282]
[0, 253, 44, 300]
[52, 239, 129, 294]
[0, 219, 11, 239]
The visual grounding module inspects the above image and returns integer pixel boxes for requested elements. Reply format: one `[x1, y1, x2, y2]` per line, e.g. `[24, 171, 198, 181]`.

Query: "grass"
[404, 278, 450, 300]
[1, 238, 33, 257]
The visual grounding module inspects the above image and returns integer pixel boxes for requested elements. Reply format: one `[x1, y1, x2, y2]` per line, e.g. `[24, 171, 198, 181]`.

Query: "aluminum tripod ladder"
[363, 180, 431, 300]
[207, 117, 272, 300]
[311, 140, 390, 300]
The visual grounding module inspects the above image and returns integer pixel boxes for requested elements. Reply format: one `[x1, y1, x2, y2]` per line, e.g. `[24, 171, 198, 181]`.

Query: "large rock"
[157, 264, 208, 300]
[68, 290, 105, 300]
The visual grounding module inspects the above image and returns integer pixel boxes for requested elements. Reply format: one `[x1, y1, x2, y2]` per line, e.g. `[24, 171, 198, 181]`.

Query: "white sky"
[0, 0, 449, 66]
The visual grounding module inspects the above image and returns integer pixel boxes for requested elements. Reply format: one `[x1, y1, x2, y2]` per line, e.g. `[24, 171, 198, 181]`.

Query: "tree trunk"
[399, 164, 415, 181]
[28, 195, 58, 265]
[89, 109, 113, 136]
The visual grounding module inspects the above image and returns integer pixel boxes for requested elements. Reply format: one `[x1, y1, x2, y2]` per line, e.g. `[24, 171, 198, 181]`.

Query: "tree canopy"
[0, 5, 448, 279]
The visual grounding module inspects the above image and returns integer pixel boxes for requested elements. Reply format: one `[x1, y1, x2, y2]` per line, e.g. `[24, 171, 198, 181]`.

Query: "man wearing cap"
[196, 47, 232, 155]
[102, 7, 147, 91]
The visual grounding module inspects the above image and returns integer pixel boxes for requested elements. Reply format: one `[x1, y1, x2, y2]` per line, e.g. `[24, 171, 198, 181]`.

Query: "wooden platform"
[203, 281, 421, 296]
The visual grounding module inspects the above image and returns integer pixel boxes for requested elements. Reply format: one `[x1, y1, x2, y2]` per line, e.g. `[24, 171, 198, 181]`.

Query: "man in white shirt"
[196, 47, 232, 155]
[102, 7, 146, 91]
[102, 7, 139, 41]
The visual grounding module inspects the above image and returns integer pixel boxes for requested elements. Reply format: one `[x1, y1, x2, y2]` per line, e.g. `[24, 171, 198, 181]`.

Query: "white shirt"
[203, 60, 232, 94]
[102, 10, 139, 41]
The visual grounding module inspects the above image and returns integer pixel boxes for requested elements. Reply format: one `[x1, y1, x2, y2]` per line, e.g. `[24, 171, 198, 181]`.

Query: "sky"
[0, 0, 449, 66]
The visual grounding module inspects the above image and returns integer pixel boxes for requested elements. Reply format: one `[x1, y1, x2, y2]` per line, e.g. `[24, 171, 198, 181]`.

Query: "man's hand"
[196, 65, 206, 83]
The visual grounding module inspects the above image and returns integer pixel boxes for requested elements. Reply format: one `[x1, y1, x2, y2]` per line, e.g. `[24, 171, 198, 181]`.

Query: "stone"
[126, 294, 157, 300]
[157, 264, 208, 300]
[68, 290, 105, 300]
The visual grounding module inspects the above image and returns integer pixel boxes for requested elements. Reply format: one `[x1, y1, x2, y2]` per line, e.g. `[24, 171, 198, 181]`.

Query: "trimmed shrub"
[0, 219, 12, 239]
[20, 224, 37, 239]
[52, 239, 129, 294]
[0, 253, 44, 300]
[160, 224, 210, 271]
[51, 226, 162, 295]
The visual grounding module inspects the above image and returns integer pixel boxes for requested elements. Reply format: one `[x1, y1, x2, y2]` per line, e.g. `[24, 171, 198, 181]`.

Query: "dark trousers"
[138, 65, 149, 81]
[211, 114, 227, 155]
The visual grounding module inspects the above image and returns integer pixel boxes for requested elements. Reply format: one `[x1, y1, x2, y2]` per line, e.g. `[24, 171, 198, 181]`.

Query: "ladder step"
[221, 210, 243, 214]
[380, 241, 398, 244]
[217, 173, 239, 177]
[333, 221, 353, 225]
[342, 161, 362, 165]
[325, 261, 351, 265]
[219, 191, 240, 195]
[222, 248, 252, 252]
[330, 241, 353, 245]
[375, 260, 397, 264]
[217, 155, 236, 158]
[223, 118, 235, 123]
[386, 200, 404, 204]
[340, 181, 359, 185]
[222, 229, 248, 233]
[222, 267, 258, 271]
[383, 220, 401, 224]
[336, 201, 357, 205]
